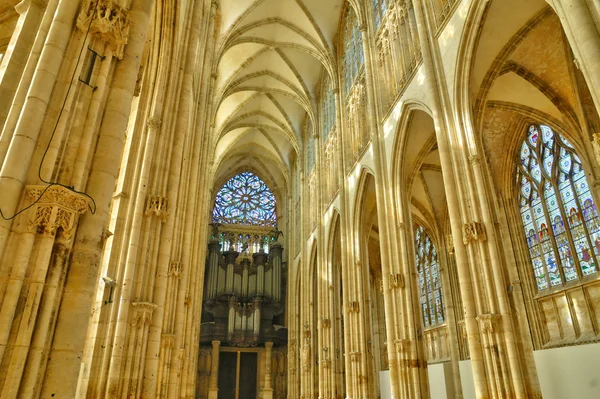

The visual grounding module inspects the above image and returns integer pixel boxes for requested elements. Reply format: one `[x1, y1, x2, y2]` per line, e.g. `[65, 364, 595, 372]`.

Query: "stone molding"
[76, 0, 131, 59]
[26, 185, 91, 238]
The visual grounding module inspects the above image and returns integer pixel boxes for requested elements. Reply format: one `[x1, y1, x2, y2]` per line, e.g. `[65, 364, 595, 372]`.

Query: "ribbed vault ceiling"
[213, 0, 344, 188]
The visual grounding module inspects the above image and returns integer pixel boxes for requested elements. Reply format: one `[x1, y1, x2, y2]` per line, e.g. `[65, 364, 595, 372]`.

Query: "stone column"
[39, 0, 154, 397]
[207, 340, 220, 399]
[0, 0, 58, 164]
[411, 0, 489, 397]
[1, 186, 89, 399]
[551, 0, 600, 116]
[0, 0, 81, 261]
[263, 341, 274, 399]
[0, 0, 46, 133]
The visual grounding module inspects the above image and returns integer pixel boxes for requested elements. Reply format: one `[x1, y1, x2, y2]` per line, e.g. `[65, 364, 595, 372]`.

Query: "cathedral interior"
[1, 0, 600, 398]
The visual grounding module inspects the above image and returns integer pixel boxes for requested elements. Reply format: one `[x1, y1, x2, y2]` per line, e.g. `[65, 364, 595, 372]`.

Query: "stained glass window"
[414, 225, 445, 328]
[518, 124, 599, 291]
[212, 172, 277, 227]
[342, 6, 364, 94]
[321, 76, 336, 141]
[372, 0, 387, 31]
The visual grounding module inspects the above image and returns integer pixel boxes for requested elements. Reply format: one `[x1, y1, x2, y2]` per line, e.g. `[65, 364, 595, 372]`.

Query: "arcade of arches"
[0, 0, 600, 398]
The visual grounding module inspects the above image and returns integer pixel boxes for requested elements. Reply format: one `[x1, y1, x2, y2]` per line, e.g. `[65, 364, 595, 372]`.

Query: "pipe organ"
[201, 225, 287, 347]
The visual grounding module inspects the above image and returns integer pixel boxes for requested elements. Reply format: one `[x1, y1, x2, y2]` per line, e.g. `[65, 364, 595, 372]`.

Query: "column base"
[262, 387, 274, 399]
[208, 388, 219, 399]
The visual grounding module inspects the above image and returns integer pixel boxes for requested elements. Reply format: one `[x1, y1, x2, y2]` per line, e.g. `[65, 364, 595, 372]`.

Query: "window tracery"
[342, 6, 364, 95]
[414, 225, 445, 328]
[518, 124, 599, 291]
[321, 76, 336, 141]
[212, 172, 277, 227]
[307, 134, 315, 173]
[372, 0, 387, 31]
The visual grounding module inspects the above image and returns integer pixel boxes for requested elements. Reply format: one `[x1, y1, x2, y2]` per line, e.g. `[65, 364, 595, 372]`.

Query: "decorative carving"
[146, 116, 162, 131]
[132, 301, 157, 326]
[393, 338, 410, 353]
[462, 222, 486, 245]
[592, 133, 600, 167]
[388, 273, 404, 289]
[161, 334, 176, 348]
[446, 234, 455, 255]
[477, 314, 501, 334]
[169, 262, 183, 277]
[76, 0, 131, 59]
[350, 351, 361, 362]
[26, 185, 91, 239]
[347, 301, 360, 313]
[301, 337, 311, 373]
[321, 318, 331, 328]
[321, 347, 330, 368]
[269, 227, 284, 243]
[146, 195, 169, 221]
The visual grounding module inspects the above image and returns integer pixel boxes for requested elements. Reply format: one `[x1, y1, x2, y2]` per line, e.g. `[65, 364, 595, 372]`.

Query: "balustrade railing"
[423, 324, 451, 363]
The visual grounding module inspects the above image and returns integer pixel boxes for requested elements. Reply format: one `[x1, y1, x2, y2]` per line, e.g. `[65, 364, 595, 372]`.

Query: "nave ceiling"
[212, 0, 345, 192]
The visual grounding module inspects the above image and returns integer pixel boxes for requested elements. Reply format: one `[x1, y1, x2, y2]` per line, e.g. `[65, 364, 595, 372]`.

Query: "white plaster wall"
[534, 343, 600, 399]
[458, 344, 600, 399]
[380, 370, 392, 399]
[428, 362, 455, 399]
[459, 360, 476, 399]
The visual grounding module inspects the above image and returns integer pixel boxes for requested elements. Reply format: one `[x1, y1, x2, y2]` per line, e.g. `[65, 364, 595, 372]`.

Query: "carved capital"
[477, 313, 501, 334]
[347, 301, 360, 313]
[393, 338, 410, 353]
[169, 261, 183, 277]
[26, 185, 91, 239]
[162, 333, 176, 348]
[132, 301, 157, 326]
[462, 222, 486, 246]
[145, 195, 169, 221]
[388, 273, 404, 289]
[147, 116, 162, 130]
[76, 0, 131, 59]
